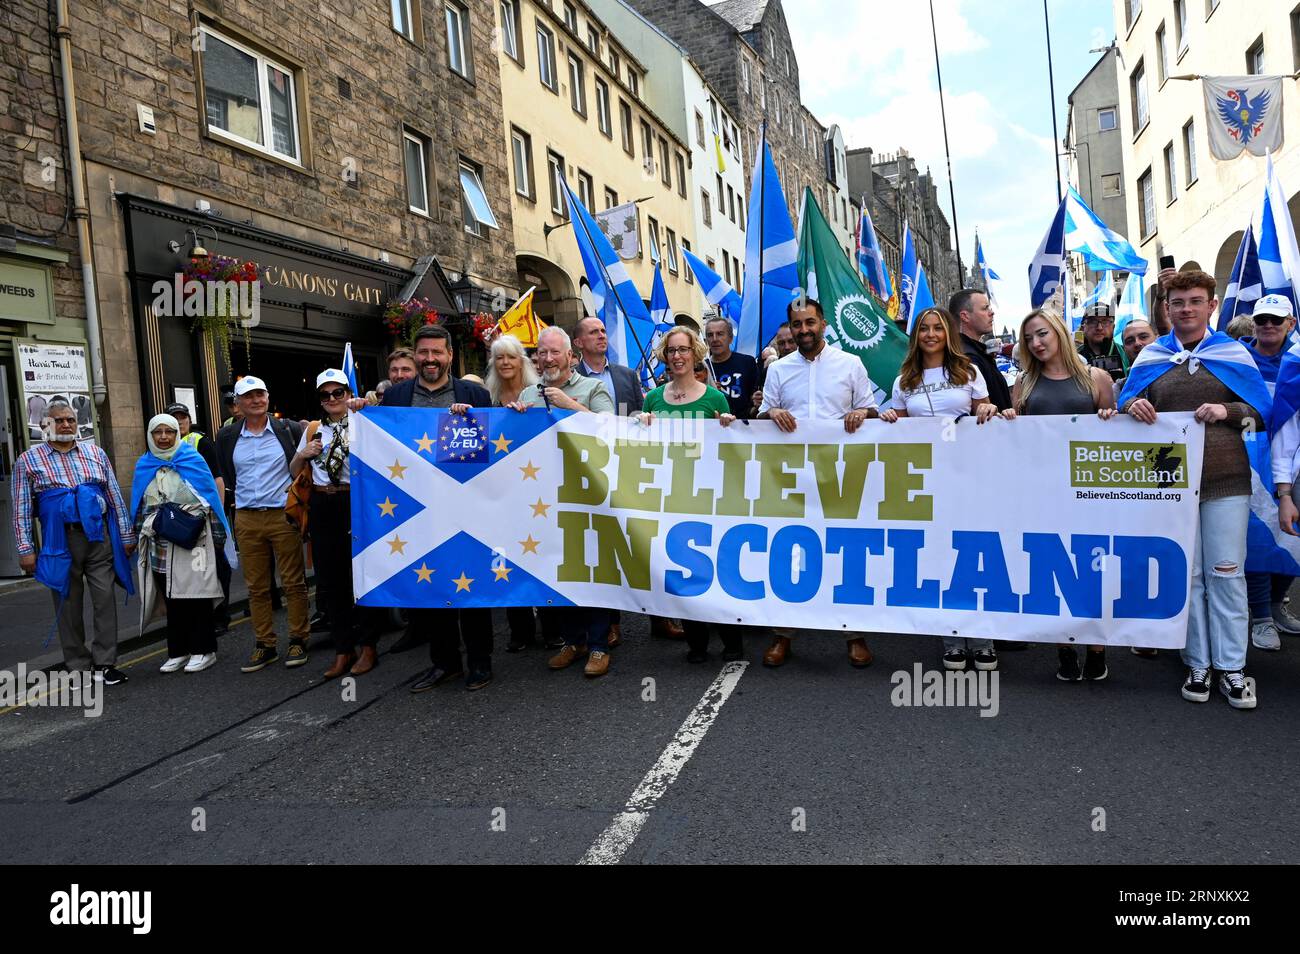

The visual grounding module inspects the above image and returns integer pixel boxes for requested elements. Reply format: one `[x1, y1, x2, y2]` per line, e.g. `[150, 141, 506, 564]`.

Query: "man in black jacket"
[950, 288, 1013, 411]
[215, 376, 309, 672]
[381, 324, 495, 692]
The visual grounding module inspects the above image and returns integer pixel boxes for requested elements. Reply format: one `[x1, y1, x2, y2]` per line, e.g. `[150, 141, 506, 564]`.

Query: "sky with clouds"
[781, 0, 1115, 333]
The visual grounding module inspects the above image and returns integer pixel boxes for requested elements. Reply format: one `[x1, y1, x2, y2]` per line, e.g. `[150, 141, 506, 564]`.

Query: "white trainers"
[184, 653, 217, 673]
[1251, 619, 1281, 652]
[160, 656, 189, 674]
[1272, 601, 1300, 635]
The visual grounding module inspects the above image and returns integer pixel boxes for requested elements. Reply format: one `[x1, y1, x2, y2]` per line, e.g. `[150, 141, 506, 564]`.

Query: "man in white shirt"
[758, 297, 878, 669]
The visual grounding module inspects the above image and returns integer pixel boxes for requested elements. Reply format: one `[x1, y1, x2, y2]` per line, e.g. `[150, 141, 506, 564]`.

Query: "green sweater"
[643, 384, 731, 418]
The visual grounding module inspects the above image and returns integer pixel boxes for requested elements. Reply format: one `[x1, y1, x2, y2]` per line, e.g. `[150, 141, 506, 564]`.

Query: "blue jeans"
[1245, 572, 1293, 619]
[1183, 496, 1250, 672]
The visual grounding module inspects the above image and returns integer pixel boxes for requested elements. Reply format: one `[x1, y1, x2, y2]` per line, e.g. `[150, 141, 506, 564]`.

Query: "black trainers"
[1082, 649, 1108, 681]
[284, 639, 309, 668]
[95, 665, 128, 685]
[465, 668, 493, 692]
[240, 646, 279, 673]
[942, 648, 969, 671]
[309, 611, 330, 633]
[972, 648, 998, 672]
[1056, 646, 1082, 682]
[1218, 670, 1257, 710]
[1181, 667, 1211, 703]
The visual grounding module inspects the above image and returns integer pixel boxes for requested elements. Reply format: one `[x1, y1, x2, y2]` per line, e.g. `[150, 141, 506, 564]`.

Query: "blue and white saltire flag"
[1113, 271, 1147, 345]
[1116, 330, 1270, 418]
[342, 341, 359, 395]
[1246, 339, 1300, 575]
[350, 407, 577, 609]
[975, 235, 1002, 307]
[900, 220, 933, 329]
[561, 176, 656, 372]
[683, 248, 742, 325]
[1063, 186, 1148, 275]
[856, 204, 893, 301]
[1029, 196, 1068, 308]
[1254, 157, 1300, 317]
[1217, 224, 1265, 330]
[738, 128, 800, 356]
[643, 262, 675, 388]
[1074, 271, 1115, 332]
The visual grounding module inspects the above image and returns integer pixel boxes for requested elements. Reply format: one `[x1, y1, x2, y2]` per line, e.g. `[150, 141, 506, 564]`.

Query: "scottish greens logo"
[833, 294, 885, 353]
[1069, 441, 1188, 489]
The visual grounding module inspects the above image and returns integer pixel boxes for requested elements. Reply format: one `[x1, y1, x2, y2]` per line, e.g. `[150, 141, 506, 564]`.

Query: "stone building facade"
[2, 0, 518, 507]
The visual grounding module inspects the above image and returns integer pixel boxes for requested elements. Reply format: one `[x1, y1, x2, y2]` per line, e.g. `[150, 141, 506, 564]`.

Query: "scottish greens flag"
[797, 187, 908, 407]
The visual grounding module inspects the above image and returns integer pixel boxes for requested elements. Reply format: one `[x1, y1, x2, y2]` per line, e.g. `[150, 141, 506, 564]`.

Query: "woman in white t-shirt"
[881, 307, 1015, 673]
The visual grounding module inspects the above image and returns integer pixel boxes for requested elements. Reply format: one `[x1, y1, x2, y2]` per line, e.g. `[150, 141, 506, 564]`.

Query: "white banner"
[1203, 75, 1284, 159]
[594, 201, 641, 261]
[351, 408, 1206, 648]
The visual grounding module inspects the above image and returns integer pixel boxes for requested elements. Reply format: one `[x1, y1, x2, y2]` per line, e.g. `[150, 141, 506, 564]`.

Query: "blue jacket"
[36, 484, 134, 598]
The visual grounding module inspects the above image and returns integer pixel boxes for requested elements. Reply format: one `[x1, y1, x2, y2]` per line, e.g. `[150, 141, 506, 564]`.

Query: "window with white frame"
[682, 238, 693, 283]
[459, 158, 498, 236]
[537, 23, 557, 91]
[1098, 107, 1117, 131]
[659, 137, 671, 187]
[392, 0, 415, 41]
[1247, 37, 1265, 74]
[563, 1, 577, 33]
[1174, 0, 1188, 54]
[647, 216, 661, 262]
[499, 1, 520, 62]
[547, 150, 566, 217]
[403, 130, 429, 214]
[576, 170, 594, 211]
[695, 110, 705, 148]
[445, 2, 471, 79]
[568, 53, 586, 116]
[1156, 23, 1168, 83]
[702, 189, 712, 227]
[604, 187, 618, 209]
[587, 26, 600, 55]
[200, 27, 301, 163]
[628, 68, 640, 99]
[595, 78, 611, 137]
[1138, 167, 1155, 237]
[666, 229, 679, 274]
[1163, 142, 1177, 203]
[1130, 60, 1148, 131]
[675, 153, 686, 198]
[741, 56, 750, 93]
[620, 99, 633, 154]
[510, 126, 533, 199]
[1183, 119, 1197, 184]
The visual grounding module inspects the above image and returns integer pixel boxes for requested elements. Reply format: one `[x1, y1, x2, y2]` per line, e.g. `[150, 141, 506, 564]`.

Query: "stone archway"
[516, 253, 581, 331]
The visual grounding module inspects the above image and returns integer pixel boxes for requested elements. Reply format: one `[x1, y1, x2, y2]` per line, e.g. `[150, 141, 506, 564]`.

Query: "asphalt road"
[1, 609, 1298, 865]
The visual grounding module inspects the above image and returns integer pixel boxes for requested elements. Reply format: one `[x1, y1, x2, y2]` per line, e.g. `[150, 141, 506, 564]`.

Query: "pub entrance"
[227, 327, 385, 425]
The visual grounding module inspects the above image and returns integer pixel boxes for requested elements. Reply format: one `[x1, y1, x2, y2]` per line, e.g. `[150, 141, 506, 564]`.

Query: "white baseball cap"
[316, 368, 350, 390]
[233, 375, 268, 396]
[1252, 294, 1294, 319]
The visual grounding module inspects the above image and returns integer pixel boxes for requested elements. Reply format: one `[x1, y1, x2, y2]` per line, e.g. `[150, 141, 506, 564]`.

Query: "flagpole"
[758, 120, 767, 348]
[1044, 0, 1063, 202]
[928, 0, 965, 283]
[564, 182, 655, 372]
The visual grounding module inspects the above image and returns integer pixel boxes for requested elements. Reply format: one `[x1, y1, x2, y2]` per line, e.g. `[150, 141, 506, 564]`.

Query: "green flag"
[796, 188, 909, 405]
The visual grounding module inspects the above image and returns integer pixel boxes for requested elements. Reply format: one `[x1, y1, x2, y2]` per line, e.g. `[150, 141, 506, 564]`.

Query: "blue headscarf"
[130, 439, 230, 537]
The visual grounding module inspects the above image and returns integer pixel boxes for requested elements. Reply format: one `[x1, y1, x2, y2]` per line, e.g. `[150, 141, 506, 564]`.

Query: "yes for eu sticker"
[437, 411, 488, 463]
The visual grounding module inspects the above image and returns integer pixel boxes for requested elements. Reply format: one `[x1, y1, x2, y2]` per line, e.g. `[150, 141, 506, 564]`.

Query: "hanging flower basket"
[383, 297, 441, 345]
[184, 254, 259, 370]
[469, 312, 497, 351]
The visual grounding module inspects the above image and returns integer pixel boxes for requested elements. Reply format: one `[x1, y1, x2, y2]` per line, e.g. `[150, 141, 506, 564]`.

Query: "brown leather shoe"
[323, 653, 354, 680]
[584, 650, 611, 677]
[847, 637, 873, 668]
[652, 616, 685, 639]
[607, 623, 622, 648]
[763, 635, 792, 667]
[548, 644, 588, 670]
[350, 646, 378, 675]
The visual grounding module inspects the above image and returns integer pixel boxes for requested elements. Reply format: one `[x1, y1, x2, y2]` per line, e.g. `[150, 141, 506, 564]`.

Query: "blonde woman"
[483, 334, 539, 408]
[1013, 308, 1115, 682]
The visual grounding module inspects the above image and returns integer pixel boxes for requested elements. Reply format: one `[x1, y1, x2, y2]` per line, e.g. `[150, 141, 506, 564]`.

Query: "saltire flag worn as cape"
[797, 187, 908, 408]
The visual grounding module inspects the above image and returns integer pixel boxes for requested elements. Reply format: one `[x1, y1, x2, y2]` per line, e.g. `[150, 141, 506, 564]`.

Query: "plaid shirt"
[12, 441, 135, 555]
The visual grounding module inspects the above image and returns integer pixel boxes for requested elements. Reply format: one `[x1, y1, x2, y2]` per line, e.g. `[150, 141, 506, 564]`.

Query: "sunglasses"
[319, 387, 348, 401]
[1254, 314, 1290, 327]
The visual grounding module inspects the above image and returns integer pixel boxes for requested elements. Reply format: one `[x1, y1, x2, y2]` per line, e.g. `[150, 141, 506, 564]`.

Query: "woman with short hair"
[1014, 308, 1116, 683]
[881, 307, 1013, 672]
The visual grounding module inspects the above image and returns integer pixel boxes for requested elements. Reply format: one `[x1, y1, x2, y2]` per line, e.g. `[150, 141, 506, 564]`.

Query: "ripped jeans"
[1183, 495, 1250, 672]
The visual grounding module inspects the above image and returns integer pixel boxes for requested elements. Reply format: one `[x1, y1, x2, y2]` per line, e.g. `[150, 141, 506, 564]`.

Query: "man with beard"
[511, 326, 617, 676]
[13, 400, 136, 684]
[757, 298, 878, 670]
[382, 325, 497, 691]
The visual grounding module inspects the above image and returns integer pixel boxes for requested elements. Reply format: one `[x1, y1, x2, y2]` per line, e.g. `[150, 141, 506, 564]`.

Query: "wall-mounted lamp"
[168, 225, 219, 259]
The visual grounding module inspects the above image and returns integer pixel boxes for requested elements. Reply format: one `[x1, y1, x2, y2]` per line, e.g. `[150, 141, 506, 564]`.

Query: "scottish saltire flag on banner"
[643, 262, 675, 388]
[974, 234, 1002, 307]
[1218, 225, 1264, 330]
[797, 188, 908, 407]
[342, 342, 359, 395]
[1113, 272, 1146, 346]
[1238, 340, 1300, 575]
[683, 249, 742, 325]
[856, 204, 893, 301]
[350, 405, 1205, 647]
[1204, 75, 1284, 160]
[1254, 157, 1300, 316]
[1074, 271, 1115, 332]
[1029, 197, 1068, 308]
[1064, 186, 1148, 275]
[899, 221, 933, 329]
[562, 177, 656, 372]
[738, 127, 800, 356]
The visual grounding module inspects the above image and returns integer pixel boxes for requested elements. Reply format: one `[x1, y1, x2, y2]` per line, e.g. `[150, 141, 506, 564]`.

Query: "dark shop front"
[119, 195, 463, 434]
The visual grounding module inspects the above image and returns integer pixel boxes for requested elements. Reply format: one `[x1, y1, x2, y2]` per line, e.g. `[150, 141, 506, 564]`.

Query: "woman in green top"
[639, 327, 736, 423]
[636, 327, 742, 664]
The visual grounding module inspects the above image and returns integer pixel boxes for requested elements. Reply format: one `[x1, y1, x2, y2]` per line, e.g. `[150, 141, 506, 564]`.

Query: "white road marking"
[579, 661, 748, 865]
